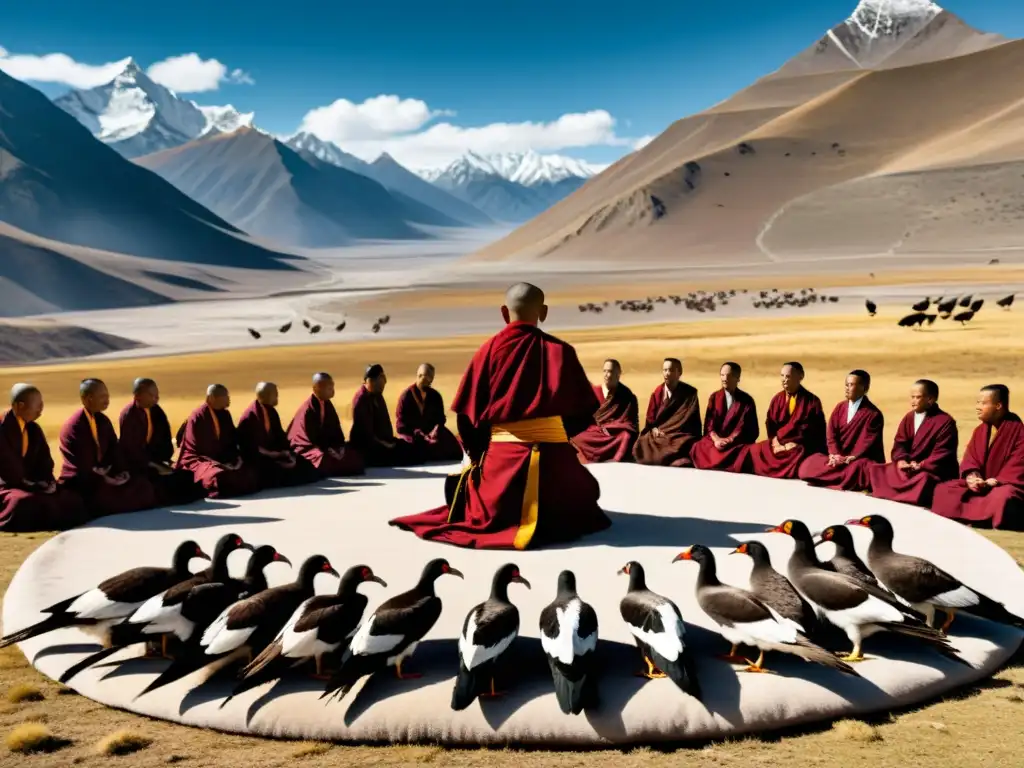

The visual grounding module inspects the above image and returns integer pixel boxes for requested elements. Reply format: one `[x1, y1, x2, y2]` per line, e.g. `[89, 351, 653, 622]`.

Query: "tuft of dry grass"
[5, 722, 69, 754]
[6, 683, 44, 704]
[96, 729, 154, 756]
[832, 720, 883, 743]
[291, 741, 333, 758]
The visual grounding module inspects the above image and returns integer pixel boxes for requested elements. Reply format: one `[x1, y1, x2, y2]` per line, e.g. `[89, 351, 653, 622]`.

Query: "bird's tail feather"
[547, 658, 595, 716]
[784, 637, 860, 677]
[450, 662, 483, 712]
[964, 597, 1024, 629]
[878, 622, 972, 667]
[230, 648, 287, 701]
[0, 614, 85, 648]
[58, 645, 123, 684]
[134, 648, 222, 699]
[240, 641, 283, 679]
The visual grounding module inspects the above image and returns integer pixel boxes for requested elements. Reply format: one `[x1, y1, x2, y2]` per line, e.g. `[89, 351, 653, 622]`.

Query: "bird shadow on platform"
[543, 511, 767, 551]
[32, 642, 104, 665]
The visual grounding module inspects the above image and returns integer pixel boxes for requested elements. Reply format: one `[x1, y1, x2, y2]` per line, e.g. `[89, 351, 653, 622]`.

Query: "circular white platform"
[3, 463, 1022, 746]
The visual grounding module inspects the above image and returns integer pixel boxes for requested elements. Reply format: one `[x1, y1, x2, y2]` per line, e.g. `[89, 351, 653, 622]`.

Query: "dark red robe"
[350, 387, 419, 467]
[867, 406, 959, 508]
[58, 408, 157, 516]
[690, 388, 760, 472]
[176, 403, 261, 499]
[0, 410, 88, 532]
[747, 387, 827, 479]
[390, 320, 610, 550]
[632, 382, 702, 467]
[395, 384, 463, 463]
[931, 413, 1024, 529]
[799, 398, 885, 490]
[237, 401, 318, 488]
[119, 402, 204, 506]
[286, 395, 365, 477]
[574, 383, 639, 464]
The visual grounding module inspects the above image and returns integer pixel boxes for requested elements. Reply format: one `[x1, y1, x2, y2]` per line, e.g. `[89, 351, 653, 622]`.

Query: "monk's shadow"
[361, 467, 455, 482]
[251, 485, 355, 502]
[94, 509, 282, 532]
[544, 511, 767, 551]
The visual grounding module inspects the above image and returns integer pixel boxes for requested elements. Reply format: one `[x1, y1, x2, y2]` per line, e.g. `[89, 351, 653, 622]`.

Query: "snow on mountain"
[283, 132, 372, 174]
[848, 0, 942, 39]
[199, 105, 254, 136]
[421, 150, 602, 187]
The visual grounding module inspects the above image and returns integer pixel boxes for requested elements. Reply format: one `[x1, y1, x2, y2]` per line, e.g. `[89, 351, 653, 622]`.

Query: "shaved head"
[133, 377, 160, 408]
[206, 383, 230, 410]
[207, 384, 228, 398]
[416, 363, 435, 390]
[255, 381, 278, 407]
[10, 383, 43, 422]
[313, 372, 335, 400]
[10, 383, 39, 407]
[80, 378, 105, 398]
[133, 377, 156, 395]
[501, 282, 547, 325]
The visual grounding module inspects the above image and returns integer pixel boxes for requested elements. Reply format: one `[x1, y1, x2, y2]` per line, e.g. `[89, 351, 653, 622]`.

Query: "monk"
[287, 373, 365, 477]
[799, 369, 885, 490]
[632, 358, 702, 467]
[867, 379, 959, 507]
[119, 378, 204, 506]
[690, 362, 759, 472]
[390, 282, 610, 550]
[1, 384, 88, 531]
[747, 362, 827, 479]
[237, 382, 317, 488]
[176, 384, 261, 499]
[394, 363, 463, 463]
[931, 384, 1024, 529]
[350, 365, 420, 467]
[59, 379, 158, 516]
[574, 359, 639, 464]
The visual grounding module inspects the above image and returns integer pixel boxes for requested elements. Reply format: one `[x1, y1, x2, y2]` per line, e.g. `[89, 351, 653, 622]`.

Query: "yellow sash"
[211, 410, 221, 440]
[788, 395, 796, 415]
[144, 407, 153, 444]
[15, 416, 28, 457]
[85, 411, 102, 461]
[989, 425, 998, 447]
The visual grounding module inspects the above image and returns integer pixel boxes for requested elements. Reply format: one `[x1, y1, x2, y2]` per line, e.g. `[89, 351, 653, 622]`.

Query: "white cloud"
[146, 53, 253, 93]
[633, 135, 655, 150]
[299, 95, 452, 141]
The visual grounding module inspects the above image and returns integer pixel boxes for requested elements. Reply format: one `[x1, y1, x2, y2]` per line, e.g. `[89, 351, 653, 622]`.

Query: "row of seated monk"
[577, 358, 1022, 530]
[0, 365, 462, 533]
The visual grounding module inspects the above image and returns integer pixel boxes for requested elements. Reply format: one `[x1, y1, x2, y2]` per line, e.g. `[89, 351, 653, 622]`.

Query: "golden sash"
[16, 416, 28, 457]
[989, 425, 998, 447]
[211, 410, 221, 440]
[85, 411, 102, 461]
[788, 395, 796, 415]
[144, 407, 153, 444]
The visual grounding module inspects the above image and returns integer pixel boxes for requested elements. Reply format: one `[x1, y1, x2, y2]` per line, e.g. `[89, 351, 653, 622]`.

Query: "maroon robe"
[237, 401, 318, 488]
[350, 387, 419, 467]
[747, 387, 827, 479]
[58, 408, 157, 516]
[0, 410, 88, 532]
[395, 384, 463, 463]
[931, 413, 1024, 529]
[176, 403, 261, 499]
[119, 402, 204, 506]
[868, 406, 959, 507]
[575, 383, 639, 464]
[286, 395, 365, 477]
[799, 398, 885, 490]
[690, 388, 760, 472]
[390, 320, 609, 550]
[632, 382, 702, 467]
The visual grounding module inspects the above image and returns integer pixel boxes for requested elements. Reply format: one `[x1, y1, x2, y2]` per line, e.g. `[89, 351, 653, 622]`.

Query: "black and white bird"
[538, 570, 599, 715]
[451, 563, 530, 710]
[813, 525, 883, 590]
[322, 558, 463, 703]
[617, 561, 701, 699]
[0, 539, 211, 650]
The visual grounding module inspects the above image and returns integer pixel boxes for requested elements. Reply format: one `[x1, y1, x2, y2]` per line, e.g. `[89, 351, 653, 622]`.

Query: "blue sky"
[2, 0, 1021, 169]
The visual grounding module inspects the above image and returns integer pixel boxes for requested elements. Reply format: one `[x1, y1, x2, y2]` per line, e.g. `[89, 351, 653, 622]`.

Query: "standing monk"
[237, 382, 316, 488]
[177, 384, 261, 499]
[287, 373, 365, 477]
[395, 363, 463, 463]
[868, 379, 959, 507]
[59, 379, 158, 516]
[690, 362, 759, 472]
[119, 378, 204, 506]
[574, 359, 639, 464]
[350, 365, 419, 467]
[632, 358, 702, 467]
[390, 282, 610, 550]
[1, 384, 88, 531]
[931, 385, 1024, 529]
[799, 369, 885, 490]
[747, 362, 827, 479]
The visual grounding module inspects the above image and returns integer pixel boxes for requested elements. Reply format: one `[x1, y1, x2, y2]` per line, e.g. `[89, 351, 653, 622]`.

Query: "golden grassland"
[1, 308, 1023, 767]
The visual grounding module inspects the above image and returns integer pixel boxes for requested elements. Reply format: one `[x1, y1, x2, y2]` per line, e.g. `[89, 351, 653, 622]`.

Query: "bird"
[970, 299, 985, 313]
[959, 295, 973, 307]
[911, 299, 930, 312]
[674, 546, 857, 676]
[322, 558, 463, 702]
[371, 323, 381, 334]
[937, 297, 958, 315]
[229, 565, 386, 698]
[538, 570, 598, 716]
[997, 294, 1015, 310]
[380, 315, 391, 325]
[0, 539, 212, 650]
[247, 328, 261, 340]
[846, 515, 1024, 632]
[302, 319, 311, 329]
[766, 520, 966, 664]
[898, 312, 928, 329]
[279, 322, 292, 334]
[813, 526, 883, 589]
[309, 324, 322, 334]
[731, 541, 822, 642]
[865, 299, 877, 317]
[953, 310, 975, 325]
[335, 321, 346, 332]
[617, 561, 701, 699]
[452, 563, 530, 710]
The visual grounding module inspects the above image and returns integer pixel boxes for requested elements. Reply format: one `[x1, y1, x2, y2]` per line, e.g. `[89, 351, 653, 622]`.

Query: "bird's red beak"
[845, 518, 869, 527]
[765, 525, 785, 533]
[671, 550, 693, 563]
[730, 544, 748, 555]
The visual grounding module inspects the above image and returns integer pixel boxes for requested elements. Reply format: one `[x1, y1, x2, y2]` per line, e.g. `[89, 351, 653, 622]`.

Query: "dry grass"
[95, 729, 153, 756]
[6, 682, 44, 703]
[831, 719, 882, 743]
[291, 741, 333, 758]
[5, 722, 69, 754]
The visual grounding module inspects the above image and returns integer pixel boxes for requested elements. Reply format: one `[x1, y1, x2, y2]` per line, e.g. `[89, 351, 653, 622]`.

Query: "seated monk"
[350, 364, 420, 467]
[287, 373, 365, 477]
[395, 363, 463, 463]
[59, 379, 158, 516]
[119, 378, 204, 506]
[1, 384, 88, 532]
[747, 362, 827, 479]
[237, 382, 318, 488]
[390, 282, 610, 550]
[632, 358, 702, 467]
[867, 379, 959, 508]
[176, 384, 261, 499]
[799, 369, 885, 490]
[574, 359, 639, 464]
[690, 362, 759, 472]
[931, 384, 1024, 529]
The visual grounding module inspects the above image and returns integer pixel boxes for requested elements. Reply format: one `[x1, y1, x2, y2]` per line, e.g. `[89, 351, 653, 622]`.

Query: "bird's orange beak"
[765, 525, 785, 533]
[671, 549, 693, 563]
[730, 543, 748, 555]
[617, 564, 631, 575]
[846, 517, 870, 527]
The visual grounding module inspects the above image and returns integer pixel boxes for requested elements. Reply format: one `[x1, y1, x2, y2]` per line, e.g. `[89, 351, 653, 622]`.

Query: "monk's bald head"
[501, 282, 547, 326]
[312, 372, 334, 401]
[416, 363, 435, 390]
[255, 381, 279, 407]
[133, 377, 159, 408]
[80, 378, 110, 413]
[10, 383, 43, 423]
[206, 383, 230, 410]
[364, 364, 387, 395]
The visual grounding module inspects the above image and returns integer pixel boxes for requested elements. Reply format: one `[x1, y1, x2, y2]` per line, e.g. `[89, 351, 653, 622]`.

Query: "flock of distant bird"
[4, 514, 1022, 719]
[577, 288, 842, 317]
[866, 293, 1016, 329]
[246, 315, 391, 341]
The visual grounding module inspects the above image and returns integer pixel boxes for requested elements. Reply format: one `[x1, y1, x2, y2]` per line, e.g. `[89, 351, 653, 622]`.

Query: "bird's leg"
[743, 650, 773, 674]
[479, 678, 505, 699]
[838, 642, 868, 663]
[394, 659, 422, 680]
[717, 643, 752, 665]
[940, 609, 957, 635]
[161, 635, 174, 660]
[310, 655, 331, 681]
[634, 655, 667, 679]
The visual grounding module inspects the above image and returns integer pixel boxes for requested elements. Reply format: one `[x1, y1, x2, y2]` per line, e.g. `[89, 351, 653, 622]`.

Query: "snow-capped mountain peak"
[422, 150, 601, 187]
[198, 105, 254, 136]
[283, 132, 371, 173]
[847, 0, 942, 39]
